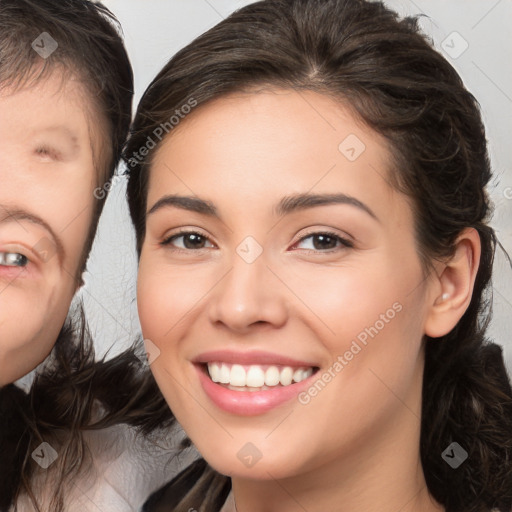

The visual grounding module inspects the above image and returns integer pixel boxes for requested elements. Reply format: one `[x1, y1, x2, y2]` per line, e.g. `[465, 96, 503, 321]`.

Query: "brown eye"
[294, 232, 353, 251]
[311, 234, 338, 250]
[162, 232, 214, 250]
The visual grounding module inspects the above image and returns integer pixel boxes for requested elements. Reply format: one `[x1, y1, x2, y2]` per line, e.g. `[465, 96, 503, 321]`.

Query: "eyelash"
[291, 230, 354, 252]
[161, 230, 212, 252]
[160, 230, 353, 253]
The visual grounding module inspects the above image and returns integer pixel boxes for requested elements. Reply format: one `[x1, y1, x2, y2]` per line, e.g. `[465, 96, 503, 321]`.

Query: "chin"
[197, 441, 305, 481]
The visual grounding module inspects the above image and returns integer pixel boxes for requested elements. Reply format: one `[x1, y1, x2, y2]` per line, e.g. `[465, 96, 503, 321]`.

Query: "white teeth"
[265, 366, 280, 386]
[209, 363, 220, 382]
[219, 363, 231, 384]
[206, 362, 315, 389]
[230, 364, 246, 387]
[280, 366, 293, 386]
[293, 368, 304, 383]
[246, 366, 265, 387]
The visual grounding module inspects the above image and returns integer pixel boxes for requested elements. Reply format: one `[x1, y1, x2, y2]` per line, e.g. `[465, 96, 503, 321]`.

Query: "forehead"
[149, 89, 401, 217]
[0, 69, 109, 176]
[1, 71, 85, 129]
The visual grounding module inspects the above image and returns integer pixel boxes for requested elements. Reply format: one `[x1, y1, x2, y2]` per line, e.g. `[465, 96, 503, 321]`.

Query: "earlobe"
[424, 228, 481, 338]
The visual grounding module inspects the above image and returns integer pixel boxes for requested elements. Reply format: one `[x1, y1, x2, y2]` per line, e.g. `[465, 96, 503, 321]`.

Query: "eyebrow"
[148, 195, 218, 217]
[30, 126, 81, 157]
[0, 208, 65, 264]
[275, 193, 378, 221]
[147, 192, 378, 222]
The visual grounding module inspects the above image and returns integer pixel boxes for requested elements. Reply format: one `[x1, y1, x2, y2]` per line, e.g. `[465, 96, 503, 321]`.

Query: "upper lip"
[193, 350, 318, 368]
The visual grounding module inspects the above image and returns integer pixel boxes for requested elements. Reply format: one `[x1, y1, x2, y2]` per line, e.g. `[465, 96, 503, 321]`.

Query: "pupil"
[184, 233, 205, 249]
[4, 253, 28, 267]
[313, 234, 336, 250]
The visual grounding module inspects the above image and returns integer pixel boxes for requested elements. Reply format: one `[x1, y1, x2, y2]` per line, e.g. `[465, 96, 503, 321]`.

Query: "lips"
[193, 350, 319, 415]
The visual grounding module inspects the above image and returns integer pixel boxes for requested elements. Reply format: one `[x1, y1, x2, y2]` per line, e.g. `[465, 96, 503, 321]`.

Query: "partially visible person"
[0, 1, 173, 510]
[0, 0, 130, 388]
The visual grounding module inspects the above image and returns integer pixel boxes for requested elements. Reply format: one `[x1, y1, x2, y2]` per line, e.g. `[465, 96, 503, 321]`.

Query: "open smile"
[193, 351, 320, 415]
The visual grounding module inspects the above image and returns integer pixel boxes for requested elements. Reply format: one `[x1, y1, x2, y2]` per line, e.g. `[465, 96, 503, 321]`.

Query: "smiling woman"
[125, 0, 512, 511]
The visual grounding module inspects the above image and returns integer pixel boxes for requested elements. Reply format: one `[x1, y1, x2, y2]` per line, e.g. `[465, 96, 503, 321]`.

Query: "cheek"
[284, 252, 426, 377]
[304, 276, 426, 426]
[137, 257, 216, 341]
[0, 289, 45, 344]
[281, 258, 401, 341]
[137, 270, 165, 340]
[0, 285, 70, 383]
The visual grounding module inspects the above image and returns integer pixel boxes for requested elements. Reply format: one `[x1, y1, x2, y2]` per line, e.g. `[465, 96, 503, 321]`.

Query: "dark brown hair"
[125, 1, 512, 511]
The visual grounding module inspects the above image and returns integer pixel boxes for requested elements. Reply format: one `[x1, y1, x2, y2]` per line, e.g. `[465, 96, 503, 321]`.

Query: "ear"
[424, 228, 481, 338]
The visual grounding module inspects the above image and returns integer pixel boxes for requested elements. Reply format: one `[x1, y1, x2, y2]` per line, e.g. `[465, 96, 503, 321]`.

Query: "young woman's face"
[0, 72, 100, 385]
[138, 89, 437, 480]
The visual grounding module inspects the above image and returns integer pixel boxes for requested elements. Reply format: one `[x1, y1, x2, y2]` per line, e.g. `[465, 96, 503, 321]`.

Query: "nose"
[207, 253, 288, 333]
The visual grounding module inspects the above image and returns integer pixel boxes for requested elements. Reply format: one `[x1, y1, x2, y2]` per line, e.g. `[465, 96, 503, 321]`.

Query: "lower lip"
[195, 364, 316, 416]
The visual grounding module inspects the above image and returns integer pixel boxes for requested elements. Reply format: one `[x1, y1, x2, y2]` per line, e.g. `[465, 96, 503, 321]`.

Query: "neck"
[230, 371, 444, 512]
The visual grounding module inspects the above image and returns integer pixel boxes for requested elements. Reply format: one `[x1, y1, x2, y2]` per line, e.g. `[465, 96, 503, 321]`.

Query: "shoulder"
[79, 423, 180, 509]
[15, 423, 179, 511]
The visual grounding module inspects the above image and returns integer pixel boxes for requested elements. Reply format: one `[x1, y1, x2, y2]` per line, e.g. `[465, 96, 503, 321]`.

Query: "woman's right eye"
[0, 252, 29, 267]
[161, 231, 215, 250]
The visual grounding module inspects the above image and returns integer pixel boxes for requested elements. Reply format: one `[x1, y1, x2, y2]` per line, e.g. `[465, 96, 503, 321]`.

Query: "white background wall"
[83, 0, 512, 372]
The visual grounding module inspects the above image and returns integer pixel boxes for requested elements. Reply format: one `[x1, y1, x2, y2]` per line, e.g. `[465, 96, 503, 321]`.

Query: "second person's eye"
[0, 252, 29, 267]
[162, 231, 215, 250]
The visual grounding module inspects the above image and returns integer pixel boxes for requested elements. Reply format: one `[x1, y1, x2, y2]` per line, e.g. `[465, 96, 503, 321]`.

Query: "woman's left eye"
[0, 252, 29, 267]
[162, 232, 215, 250]
[293, 232, 353, 251]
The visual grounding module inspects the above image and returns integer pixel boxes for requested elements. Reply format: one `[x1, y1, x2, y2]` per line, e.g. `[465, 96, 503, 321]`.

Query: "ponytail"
[422, 340, 512, 512]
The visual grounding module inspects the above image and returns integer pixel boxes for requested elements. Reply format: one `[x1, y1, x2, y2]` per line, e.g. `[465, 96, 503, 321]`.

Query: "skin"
[137, 89, 480, 512]
[0, 72, 102, 385]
